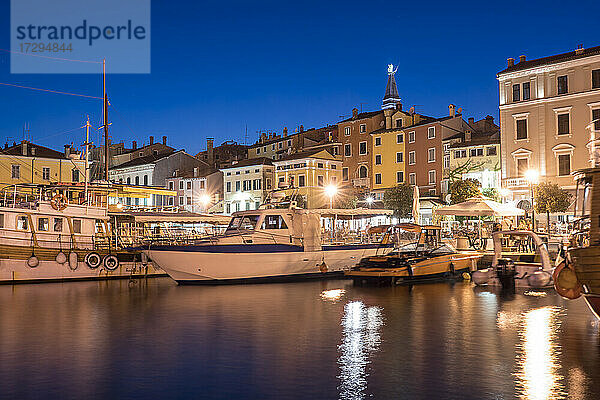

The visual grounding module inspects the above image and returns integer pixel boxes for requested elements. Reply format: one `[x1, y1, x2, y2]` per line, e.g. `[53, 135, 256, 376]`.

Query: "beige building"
[498, 45, 600, 204]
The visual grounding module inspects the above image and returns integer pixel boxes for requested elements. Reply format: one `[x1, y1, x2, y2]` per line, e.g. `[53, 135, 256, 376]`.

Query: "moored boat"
[345, 223, 482, 285]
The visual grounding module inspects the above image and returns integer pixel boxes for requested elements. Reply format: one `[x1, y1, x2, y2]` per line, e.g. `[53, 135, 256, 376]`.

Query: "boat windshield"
[396, 242, 456, 255]
[226, 215, 260, 232]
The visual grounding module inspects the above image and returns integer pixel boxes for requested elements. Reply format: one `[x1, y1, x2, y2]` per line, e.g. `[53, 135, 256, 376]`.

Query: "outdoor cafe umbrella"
[412, 185, 420, 223]
[434, 197, 525, 217]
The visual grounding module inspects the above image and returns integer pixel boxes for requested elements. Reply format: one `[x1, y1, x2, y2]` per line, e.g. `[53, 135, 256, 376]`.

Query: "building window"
[187, 181, 192, 190]
[278, 142, 282, 149]
[428, 170, 436, 185]
[17, 215, 28, 230]
[592, 108, 600, 131]
[396, 152, 403, 163]
[428, 148, 435, 162]
[344, 126, 351, 136]
[342, 168, 349, 181]
[359, 142, 367, 155]
[375, 154, 382, 165]
[168, 197, 173, 206]
[42, 167, 50, 180]
[199, 180, 205, 189]
[298, 175, 306, 187]
[72, 219, 82, 234]
[408, 131, 415, 143]
[375, 137, 382, 146]
[226, 182, 231, 192]
[593, 69, 600, 89]
[429, 189, 437, 196]
[179, 196, 184, 205]
[409, 173, 416, 186]
[396, 171, 404, 183]
[523, 82, 530, 100]
[317, 162, 324, 168]
[186, 196, 192, 205]
[558, 154, 571, 176]
[516, 119, 528, 140]
[272, 144, 275, 150]
[127, 177, 131, 185]
[317, 176, 324, 187]
[557, 75, 568, 95]
[72, 169, 80, 183]
[54, 218, 63, 232]
[256, 148, 260, 154]
[287, 140, 292, 146]
[395, 119, 403, 128]
[344, 144, 352, 157]
[135, 176, 139, 185]
[470, 148, 484, 157]
[408, 151, 416, 165]
[144, 175, 148, 185]
[427, 126, 435, 139]
[516, 158, 529, 176]
[179, 181, 184, 189]
[557, 113, 570, 135]
[397, 133, 404, 144]
[512, 84, 520, 102]
[359, 124, 366, 133]
[486, 146, 497, 156]
[11, 165, 20, 179]
[375, 173, 382, 185]
[226, 203, 231, 214]
[235, 181, 240, 191]
[358, 165, 368, 178]
[443, 155, 450, 169]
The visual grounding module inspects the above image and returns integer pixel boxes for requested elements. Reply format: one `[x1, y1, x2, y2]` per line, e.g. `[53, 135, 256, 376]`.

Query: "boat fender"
[27, 255, 39, 268]
[319, 262, 328, 273]
[462, 272, 471, 281]
[553, 261, 582, 299]
[68, 252, 78, 270]
[103, 254, 119, 271]
[527, 271, 552, 288]
[84, 252, 102, 269]
[141, 252, 148, 266]
[471, 269, 490, 286]
[449, 262, 455, 275]
[56, 251, 67, 265]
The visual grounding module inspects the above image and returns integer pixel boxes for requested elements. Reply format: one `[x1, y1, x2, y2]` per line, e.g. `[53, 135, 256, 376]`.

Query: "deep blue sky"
[1, 0, 599, 155]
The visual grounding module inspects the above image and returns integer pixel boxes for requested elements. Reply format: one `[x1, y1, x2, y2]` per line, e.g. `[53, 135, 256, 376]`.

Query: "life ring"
[553, 261, 582, 299]
[27, 255, 39, 268]
[68, 252, 78, 270]
[319, 261, 328, 273]
[85, 252, 102, 269]
[50, 194, 68, 211]
[56, 251, 67, 264]
[103, 254, 119, 271]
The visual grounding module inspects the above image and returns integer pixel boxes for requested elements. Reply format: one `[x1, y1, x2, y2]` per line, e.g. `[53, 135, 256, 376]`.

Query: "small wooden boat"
[346, 223, 482, 285]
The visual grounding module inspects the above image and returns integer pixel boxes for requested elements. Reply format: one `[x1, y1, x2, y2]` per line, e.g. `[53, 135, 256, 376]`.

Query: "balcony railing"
[502, 177, 528, 188]
[352, 177, 370, 187]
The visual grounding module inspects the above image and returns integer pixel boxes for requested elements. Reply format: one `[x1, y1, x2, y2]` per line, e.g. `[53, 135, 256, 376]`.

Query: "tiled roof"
[498, 45, 600, 75]
[222, 157, 273, 169]
[275, 149, 335, 162]
[338, 110, 384, 123]
[449, 134, 500, 149]
[248, 126, 336, 149]
[110, 152, 175, 169]
[2, 142, 68, 159]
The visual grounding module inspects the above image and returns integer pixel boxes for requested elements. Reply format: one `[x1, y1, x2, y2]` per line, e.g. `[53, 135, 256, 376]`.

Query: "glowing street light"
[365, 196, 374, 209]
[325, 184, 337, 209]
[199, 193, 212, 210]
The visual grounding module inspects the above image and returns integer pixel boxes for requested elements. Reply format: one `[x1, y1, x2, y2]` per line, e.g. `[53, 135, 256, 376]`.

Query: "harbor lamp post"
[525, 169, 539, 231]
[365, 195, 374, 209]
[199, 193, 211, 212]
[325, 184, 337, 209]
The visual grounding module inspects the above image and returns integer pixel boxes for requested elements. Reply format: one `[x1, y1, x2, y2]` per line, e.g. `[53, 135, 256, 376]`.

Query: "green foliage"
[445, 159, 485, 182]
[337, 195, 359, 209]
[534, 183, 571, 214]
[449, 178, 481, 204]
[383, 184, 414, 218]
[481, 187, 499, 201]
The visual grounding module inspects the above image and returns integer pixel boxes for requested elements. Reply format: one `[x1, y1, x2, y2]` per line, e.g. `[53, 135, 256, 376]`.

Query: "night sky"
[0, 0, 598, 155]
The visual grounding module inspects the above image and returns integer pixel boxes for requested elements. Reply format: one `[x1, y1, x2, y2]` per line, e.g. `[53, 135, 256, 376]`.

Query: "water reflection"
[321, 289, 346, 302]
[338, 301, 383, 400]
[515, 306, 565, 400]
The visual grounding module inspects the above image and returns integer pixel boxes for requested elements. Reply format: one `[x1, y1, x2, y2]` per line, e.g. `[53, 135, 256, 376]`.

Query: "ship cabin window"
[54, 218, 63, 232]
[17, 215, 28, 231]
[261, 214, 288, 230]
[38, 217, 49, 232]
[95, 220, 105, 234]
[0, 214, 4, 228]
[72, 219, 82, 234]
[226, 215, 260, 232]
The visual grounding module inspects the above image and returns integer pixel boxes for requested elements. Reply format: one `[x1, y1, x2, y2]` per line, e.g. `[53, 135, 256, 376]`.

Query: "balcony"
[502, 177, 528, 189]
[352, 177, 370, 187]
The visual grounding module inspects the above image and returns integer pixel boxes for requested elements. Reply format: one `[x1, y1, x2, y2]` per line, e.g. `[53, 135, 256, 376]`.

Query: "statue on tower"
[387, 63, 398, 75]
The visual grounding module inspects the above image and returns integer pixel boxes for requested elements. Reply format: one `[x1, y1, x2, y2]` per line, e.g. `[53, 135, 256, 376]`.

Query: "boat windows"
[262, 215, 288, 230]
[38, 218, 49, 232]
[72, 219, 82, 234]
[17, 215, 28, 230]
[54, 218, 63, 232]
[227, 215, 260, 231]
[0, 214, 4, 228]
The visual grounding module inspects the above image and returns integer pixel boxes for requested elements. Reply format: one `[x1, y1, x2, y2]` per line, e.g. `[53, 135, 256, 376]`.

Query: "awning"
[132, 212, 230, 225]
[109, 185, 177, 199]
[435, 197, 525, 217]
[311, 208, 394, 220]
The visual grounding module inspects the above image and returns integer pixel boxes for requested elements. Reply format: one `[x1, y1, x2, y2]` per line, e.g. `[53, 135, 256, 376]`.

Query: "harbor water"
[1, 278, 599, 400]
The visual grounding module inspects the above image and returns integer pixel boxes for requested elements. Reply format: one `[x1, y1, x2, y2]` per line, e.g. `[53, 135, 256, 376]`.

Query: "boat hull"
[146, 244, 386, 284]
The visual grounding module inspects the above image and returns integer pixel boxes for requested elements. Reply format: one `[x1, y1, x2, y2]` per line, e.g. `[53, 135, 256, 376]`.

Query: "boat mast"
[84, 115, 92, 204]
[103, 58, 109, 182]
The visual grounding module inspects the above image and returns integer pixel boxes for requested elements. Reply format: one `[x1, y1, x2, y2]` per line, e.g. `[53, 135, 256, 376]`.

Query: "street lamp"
[325, 184, 337, 209]
[365, 196, 374, 208]
[199, 193, 211, 211]
[525, 169, 539, 231]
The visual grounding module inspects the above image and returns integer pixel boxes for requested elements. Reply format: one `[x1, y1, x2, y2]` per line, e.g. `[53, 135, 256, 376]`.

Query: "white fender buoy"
[56, 251, 67, 265]
[68, 252, 78, 270]
[471, 269, 490, 286]
[141, 252, 148, 266]
[103, 254, 119, 271]
[527, 271, 552, 288]
[84, 252, 102, 269]
[27, 255, 39, 268]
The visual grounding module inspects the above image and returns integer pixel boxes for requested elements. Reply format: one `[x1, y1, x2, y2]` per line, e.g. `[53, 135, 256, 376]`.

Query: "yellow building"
[273, 149, 342, 209]
[0, 141, 87, 186]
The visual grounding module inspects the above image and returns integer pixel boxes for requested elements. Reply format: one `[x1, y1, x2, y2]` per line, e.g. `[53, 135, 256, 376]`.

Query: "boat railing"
[570, 216, 590, 248]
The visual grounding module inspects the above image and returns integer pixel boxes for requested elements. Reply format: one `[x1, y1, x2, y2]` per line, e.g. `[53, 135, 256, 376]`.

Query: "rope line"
[0, 82, 103, 99]
[0, 48, 102, 64]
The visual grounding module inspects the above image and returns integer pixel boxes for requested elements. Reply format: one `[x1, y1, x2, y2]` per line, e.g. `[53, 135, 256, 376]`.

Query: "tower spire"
[382, 64, 401, 110]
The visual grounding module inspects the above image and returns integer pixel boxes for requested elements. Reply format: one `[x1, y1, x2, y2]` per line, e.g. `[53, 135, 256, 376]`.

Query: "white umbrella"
[412, 185, 420, 223]
[434, 197, 525, 217]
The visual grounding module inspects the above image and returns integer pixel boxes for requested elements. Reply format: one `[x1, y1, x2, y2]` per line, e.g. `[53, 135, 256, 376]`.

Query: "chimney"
[283, 127, 288, 137]
[299, 125, 304, 132]
[22, 141, 28, 156]
[63, 144, 70, 158]
[507, 57, 515, 67]
[465, 130, 472, 142]
[207, 138, 214, 165]
[31, 147, 35, 156]
[194, 167, 198, 177]
[468, 117, 474, 125]
[384, 108, 393, 129]
[352, 108, 359, 119]
[162, 135, 167, 145]
[396, 103, 402, 111]
[149, 136, 154, 145]
[132, 141, 137, 150]
[519, 55, 526, 63]
[576, 44, 584, 55]
[449, 104, 456, 117]
[485, 115, 494, 123]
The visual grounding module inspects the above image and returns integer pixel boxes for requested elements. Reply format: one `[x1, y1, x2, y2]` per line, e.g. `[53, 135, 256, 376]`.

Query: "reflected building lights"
[320, 289, 345, 302]
[524, 291, 548, 297]
[338, 301, 383, 400]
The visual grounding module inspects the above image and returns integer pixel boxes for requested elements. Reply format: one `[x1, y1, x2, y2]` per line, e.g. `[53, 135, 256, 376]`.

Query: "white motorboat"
[144, 207, 393, 284]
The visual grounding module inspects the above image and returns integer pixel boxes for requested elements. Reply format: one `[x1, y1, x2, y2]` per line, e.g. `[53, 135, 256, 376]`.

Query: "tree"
[481, 187, 499, 201]
[445, 159, 486, 183]
[449, 178, 481, 204]
[337, 194, 359, 209]
[534, 182, 572, 230]
[383, 184, 413, 219]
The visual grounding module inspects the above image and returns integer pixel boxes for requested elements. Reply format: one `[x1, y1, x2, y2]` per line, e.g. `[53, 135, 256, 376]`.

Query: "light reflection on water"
[320, 289, 346, 302]
[338, 301, 383, 400]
